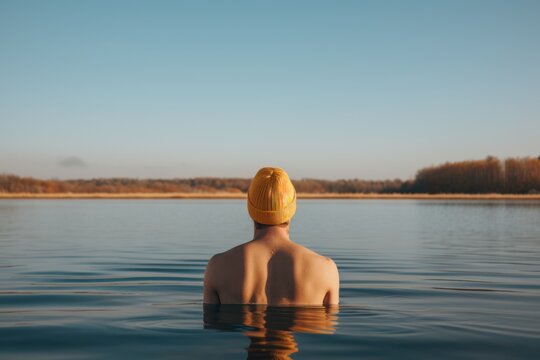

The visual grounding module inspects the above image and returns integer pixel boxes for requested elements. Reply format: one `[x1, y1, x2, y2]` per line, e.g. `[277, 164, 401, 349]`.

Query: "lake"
[1, 199, 539, 359]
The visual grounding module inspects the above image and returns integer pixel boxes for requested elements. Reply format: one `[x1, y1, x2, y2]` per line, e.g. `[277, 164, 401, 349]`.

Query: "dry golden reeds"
[1, 192, 540, 200]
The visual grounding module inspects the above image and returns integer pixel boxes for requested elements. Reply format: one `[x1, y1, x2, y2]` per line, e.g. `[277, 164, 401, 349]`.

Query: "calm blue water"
[1, 199, 539, 359]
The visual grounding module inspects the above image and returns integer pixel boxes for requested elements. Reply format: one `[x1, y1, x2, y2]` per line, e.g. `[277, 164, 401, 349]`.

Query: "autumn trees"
[503, 157, 540, 193]
[409, 156, 540, 194]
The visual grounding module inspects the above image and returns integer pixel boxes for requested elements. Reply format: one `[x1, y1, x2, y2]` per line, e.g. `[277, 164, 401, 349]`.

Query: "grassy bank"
[1, 193, 540, 200]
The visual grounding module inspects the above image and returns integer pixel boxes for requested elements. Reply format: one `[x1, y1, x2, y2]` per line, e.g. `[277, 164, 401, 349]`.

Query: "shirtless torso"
[203, 225, 340, 306]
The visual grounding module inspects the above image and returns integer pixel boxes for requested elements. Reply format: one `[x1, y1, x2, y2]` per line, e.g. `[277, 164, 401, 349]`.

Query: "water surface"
[1, 199, 539, 359]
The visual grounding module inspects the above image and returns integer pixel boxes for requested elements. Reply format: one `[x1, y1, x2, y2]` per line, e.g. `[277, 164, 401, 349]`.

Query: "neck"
[253, 224, 291, 242]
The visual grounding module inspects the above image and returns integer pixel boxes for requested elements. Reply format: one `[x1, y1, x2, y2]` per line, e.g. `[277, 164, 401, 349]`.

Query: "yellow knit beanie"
[247, 167, 296, 225]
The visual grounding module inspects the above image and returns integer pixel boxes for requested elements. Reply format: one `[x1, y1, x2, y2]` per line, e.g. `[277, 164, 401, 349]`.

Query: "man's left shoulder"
[312, 254, 338, 278]
[299, 246, 338, 270]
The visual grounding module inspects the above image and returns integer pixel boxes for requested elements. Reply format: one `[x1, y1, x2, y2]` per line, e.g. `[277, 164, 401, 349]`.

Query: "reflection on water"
[204, 304, 338, 359]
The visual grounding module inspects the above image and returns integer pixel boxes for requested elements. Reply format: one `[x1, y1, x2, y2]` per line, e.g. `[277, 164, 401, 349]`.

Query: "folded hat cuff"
[247, 193, 297, 225]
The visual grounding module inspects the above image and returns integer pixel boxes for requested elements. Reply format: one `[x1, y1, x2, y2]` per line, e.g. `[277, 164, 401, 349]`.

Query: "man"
[203, 167, 339, 305]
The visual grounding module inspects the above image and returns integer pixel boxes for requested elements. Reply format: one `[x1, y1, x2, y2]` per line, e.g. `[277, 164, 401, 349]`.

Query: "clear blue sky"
[1, 0, 539, 180]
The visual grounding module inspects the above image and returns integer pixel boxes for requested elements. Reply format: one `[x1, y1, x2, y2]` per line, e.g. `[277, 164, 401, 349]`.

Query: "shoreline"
[1, 193, 540, 200]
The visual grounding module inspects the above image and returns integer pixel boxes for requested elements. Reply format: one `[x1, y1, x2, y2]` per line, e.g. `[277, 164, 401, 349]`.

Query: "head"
[247, 167, 296, 228]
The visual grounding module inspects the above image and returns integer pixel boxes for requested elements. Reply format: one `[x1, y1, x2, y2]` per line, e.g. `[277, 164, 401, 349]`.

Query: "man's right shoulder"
[208, 243, 245, 265]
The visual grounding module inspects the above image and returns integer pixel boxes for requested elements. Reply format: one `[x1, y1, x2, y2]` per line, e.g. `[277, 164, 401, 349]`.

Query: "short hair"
[254, 221, 290, 230]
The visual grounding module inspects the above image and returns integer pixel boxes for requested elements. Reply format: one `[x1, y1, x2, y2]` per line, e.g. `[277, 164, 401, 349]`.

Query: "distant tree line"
[293, 179, 402, 193]
[402, 156, 540, 194]
[1, 156, 539, 194]
[0, 176, 251, 194]
[0, 175, 402, 194]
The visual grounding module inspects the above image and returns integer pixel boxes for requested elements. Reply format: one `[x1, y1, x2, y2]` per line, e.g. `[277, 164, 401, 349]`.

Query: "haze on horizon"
[1, 0, 539, 181]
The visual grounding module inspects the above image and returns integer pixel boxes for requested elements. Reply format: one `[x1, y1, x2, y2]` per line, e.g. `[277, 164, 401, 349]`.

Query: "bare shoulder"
[204, 245, 242, 287]
[298, 247, 339, 304]
[293, 243, 338, 272]
[206, 243, 246, 269]
[321, 256, 339, 277]
[316, 254, 339, 275]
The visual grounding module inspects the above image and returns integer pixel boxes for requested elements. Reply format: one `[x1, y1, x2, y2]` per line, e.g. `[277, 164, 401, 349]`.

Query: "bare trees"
[504, 157, 540, 193]
[410, 156, 540, 194]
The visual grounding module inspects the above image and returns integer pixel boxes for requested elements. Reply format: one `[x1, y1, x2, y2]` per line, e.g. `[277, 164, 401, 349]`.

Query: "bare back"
[204, 236, 339, 306]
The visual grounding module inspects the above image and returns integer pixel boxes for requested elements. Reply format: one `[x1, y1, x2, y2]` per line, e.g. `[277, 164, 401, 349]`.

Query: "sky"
[1, 0, 539, 180]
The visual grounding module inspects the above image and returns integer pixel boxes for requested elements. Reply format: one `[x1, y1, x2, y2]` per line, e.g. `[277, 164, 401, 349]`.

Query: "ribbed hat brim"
[247, 193, 296, 225]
